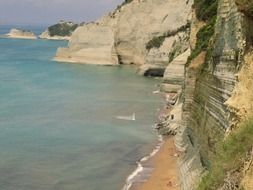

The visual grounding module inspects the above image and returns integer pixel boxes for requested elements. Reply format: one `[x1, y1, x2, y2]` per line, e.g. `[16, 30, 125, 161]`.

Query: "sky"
[0, 0, 123, 25]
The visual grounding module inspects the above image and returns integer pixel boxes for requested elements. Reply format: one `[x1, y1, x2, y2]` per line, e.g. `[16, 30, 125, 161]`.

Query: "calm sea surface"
[0, 25, 163, 190]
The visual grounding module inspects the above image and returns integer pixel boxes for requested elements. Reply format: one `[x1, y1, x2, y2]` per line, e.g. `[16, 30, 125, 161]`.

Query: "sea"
[0, 25, 163, 190]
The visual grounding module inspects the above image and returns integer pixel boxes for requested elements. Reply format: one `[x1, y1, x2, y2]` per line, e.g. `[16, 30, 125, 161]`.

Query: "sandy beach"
[131, 137, 179, 190]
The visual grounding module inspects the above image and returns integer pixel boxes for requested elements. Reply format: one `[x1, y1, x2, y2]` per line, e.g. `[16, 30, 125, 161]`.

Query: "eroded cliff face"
[187, 0, 248, 162]
[160, 0, 253, 189]
[55, 24, 118, 65]
[55, 0, 192, 66]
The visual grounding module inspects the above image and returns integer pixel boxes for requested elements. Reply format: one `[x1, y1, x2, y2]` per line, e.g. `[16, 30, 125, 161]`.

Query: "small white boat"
[116, 113, 136, 121]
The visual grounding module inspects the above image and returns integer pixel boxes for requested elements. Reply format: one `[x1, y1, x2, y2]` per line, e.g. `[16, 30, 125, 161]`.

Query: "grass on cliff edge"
[197, 119, 253, 190]
[48, 23, 78, 37]
[186, 0, 218, 65]
[145, 23, 190, 50]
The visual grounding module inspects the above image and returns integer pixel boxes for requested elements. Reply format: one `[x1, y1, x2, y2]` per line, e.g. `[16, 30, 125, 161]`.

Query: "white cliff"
[55, 0, 192, 66]
[55, 24, 118, 65]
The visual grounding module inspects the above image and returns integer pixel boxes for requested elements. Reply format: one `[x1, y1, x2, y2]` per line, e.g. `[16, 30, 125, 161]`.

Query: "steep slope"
[160, 0, 253, 189]
[54, 0, 192, 66]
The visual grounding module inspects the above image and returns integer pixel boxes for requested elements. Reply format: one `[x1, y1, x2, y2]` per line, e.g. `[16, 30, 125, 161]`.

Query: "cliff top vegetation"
[48, 22, 78, 37]
[197, 119, 253, 190]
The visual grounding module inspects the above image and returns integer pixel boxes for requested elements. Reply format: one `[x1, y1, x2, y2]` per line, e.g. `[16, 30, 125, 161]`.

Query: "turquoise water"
[0, 26, 162, 190]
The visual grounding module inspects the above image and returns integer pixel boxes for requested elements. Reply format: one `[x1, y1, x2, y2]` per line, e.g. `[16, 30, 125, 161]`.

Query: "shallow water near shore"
[0, 26, 163, 190]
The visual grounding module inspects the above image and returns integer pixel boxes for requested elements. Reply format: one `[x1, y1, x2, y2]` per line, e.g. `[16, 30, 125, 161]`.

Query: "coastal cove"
[1, 0, 253, 189]
[0, 26, 164, 190]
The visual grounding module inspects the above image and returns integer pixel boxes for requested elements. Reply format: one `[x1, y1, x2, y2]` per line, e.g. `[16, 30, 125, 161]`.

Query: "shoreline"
[122, 135, 179, 190]
[123, 95, 179, 190]
[122, 135, 164, 190]
[130, 137, 179, 190]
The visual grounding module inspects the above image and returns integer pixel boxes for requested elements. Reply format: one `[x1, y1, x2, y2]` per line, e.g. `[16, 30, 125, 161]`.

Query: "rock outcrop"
[159, 0, 253, 189]
[54, 0, 192, 66]
[226, 51, 253, 123]
[186, 0, 247, 163]
[55, 24, 118, 65]
[39, 21, 78, 41]
[5, 28, 37, 39]
[159, 49, 205, 190]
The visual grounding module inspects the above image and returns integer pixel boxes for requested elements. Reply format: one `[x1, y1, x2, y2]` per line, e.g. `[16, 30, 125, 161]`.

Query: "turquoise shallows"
[0, 26, 162, 190]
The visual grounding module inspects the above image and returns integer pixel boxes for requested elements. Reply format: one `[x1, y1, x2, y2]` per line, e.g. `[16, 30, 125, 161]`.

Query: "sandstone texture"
[158, 0, 253, 189]
[226, 52, 253, 122]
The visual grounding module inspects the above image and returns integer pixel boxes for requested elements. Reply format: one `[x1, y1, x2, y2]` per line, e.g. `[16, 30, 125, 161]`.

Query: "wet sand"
[133, 137, 179, 190]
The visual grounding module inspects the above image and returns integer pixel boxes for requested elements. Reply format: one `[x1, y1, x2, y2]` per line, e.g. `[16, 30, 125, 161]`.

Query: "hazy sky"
[0, 0, 123, 25]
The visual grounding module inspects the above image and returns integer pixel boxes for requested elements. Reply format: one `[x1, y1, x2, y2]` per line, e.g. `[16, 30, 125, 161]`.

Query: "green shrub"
[187, 16, 216, 65]
[197, 119, 253, 190]
[146, 23, 190, 50]
[194, 0, 218, 21]
[187, 0, 218, 66]
[146, 35, 167, 50]
[48, 23, 78, 37]
[116, 0, 134, 10]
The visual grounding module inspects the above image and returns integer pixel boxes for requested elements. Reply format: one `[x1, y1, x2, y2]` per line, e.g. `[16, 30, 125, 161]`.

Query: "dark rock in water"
[138, 64, 165, 77]
[144, 68, 165, 77]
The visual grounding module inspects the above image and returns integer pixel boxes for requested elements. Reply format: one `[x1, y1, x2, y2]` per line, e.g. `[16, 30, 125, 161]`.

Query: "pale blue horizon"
[0, 0, 123, 26]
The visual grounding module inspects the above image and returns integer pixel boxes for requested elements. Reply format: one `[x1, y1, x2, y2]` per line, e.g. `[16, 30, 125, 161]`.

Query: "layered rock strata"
[158, 49, 204, 190]
[159, 0, 252, 189]
[186, 0, 247, 164]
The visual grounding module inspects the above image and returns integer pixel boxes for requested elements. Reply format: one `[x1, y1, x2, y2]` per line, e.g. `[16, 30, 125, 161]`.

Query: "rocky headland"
[39, 21, 78, 41]
[54, 0, 192, 66]
[5, 28, 37, 39]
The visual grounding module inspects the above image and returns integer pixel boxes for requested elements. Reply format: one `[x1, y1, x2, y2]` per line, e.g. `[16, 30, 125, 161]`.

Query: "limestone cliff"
[55, 24, 118, 65]
[54, 0, 192, 66]
[159, 0, 253, 189]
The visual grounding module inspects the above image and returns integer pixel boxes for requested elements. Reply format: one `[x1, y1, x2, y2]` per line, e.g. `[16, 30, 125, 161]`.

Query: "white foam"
[116, 113, 136, 121]
[122, 135, 163, 190]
